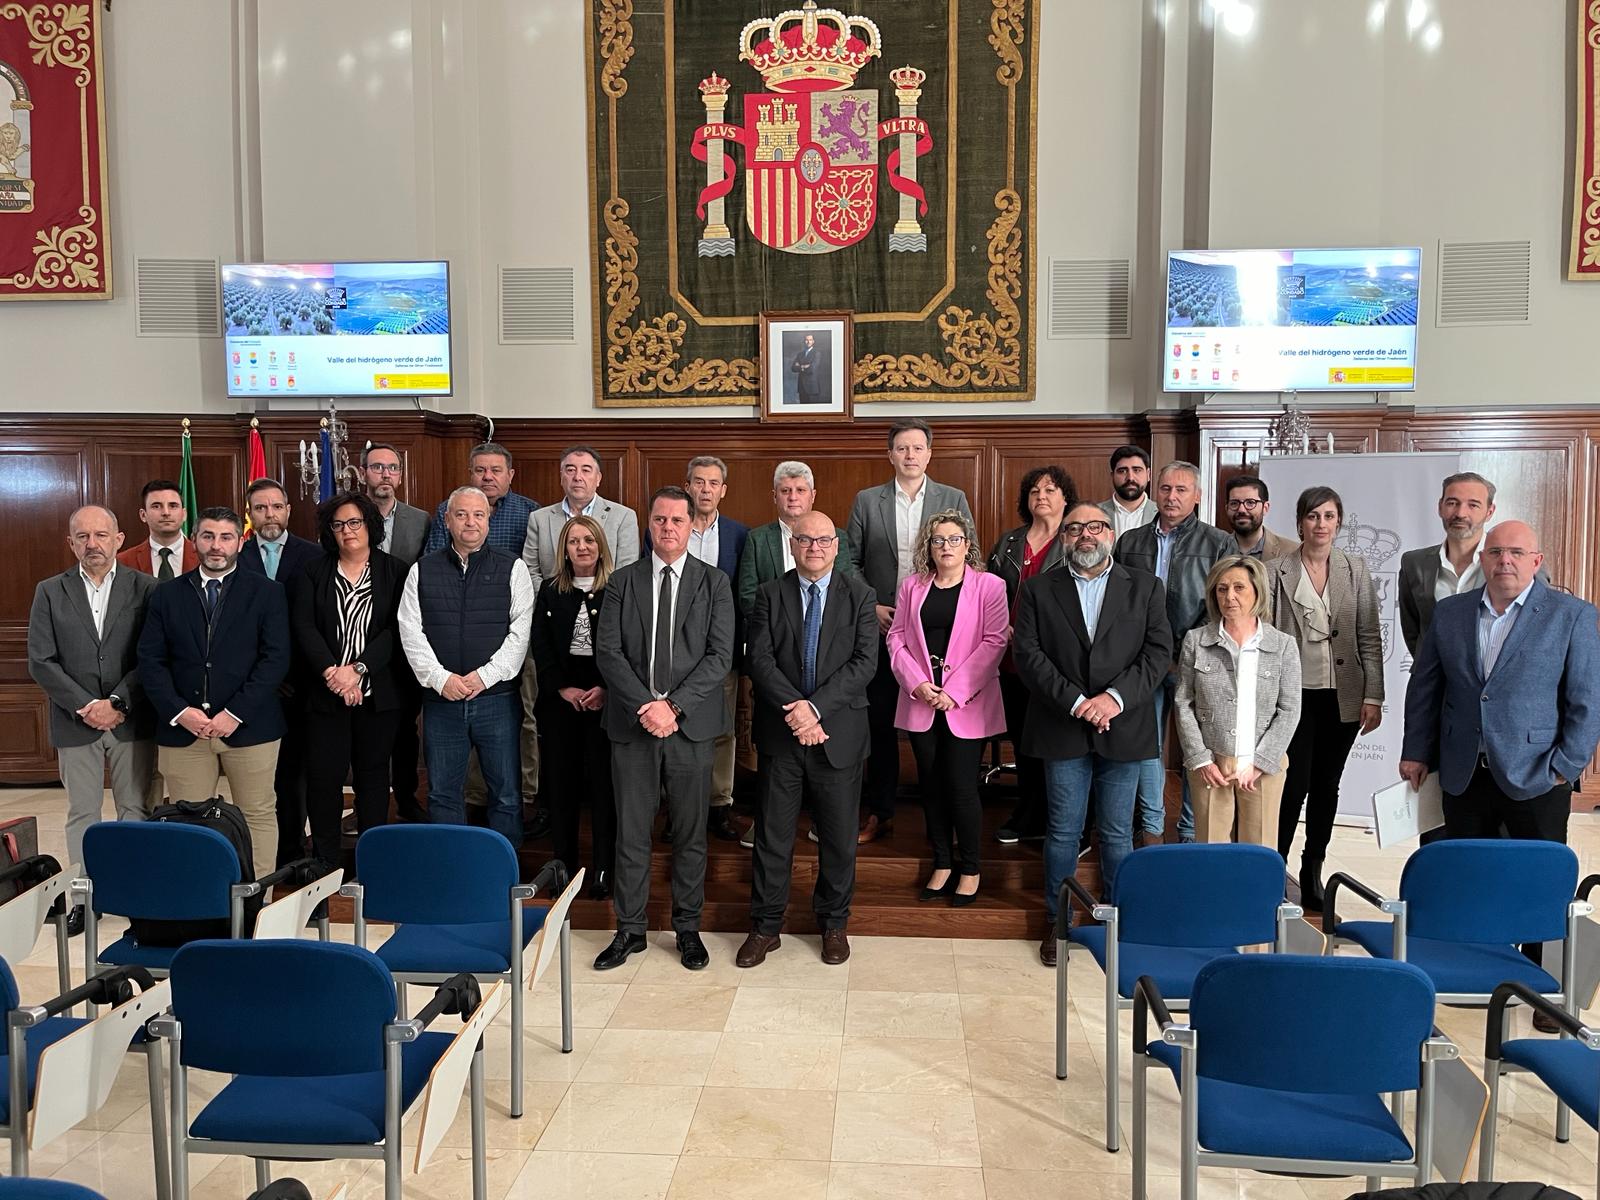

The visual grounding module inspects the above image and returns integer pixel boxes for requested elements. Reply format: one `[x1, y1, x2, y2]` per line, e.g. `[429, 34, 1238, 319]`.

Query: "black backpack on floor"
[132, 798, 262, 947]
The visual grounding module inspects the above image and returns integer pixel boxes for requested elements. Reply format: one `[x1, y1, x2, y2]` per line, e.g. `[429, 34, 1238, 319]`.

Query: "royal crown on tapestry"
[738, 2, 882, 93]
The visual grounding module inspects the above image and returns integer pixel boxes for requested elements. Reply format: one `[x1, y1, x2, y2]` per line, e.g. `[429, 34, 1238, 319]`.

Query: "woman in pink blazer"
[887, 508, 1010, 905]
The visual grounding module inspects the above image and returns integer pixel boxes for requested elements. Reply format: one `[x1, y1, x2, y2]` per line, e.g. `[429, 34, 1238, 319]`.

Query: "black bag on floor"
[1355, 1183, 1580, 1199]
[132, 798, 261, 947]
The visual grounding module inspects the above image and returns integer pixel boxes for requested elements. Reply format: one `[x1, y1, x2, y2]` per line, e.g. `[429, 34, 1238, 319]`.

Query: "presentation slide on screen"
[223, 261, 451, 397]
[1164, 248, 1420, 393]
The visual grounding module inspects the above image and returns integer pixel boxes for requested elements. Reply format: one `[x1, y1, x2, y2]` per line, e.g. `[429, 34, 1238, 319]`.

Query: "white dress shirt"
[1216, 621, 1264, 763]
[894, 479, 927, 586]
[79, 564, 116, 639]
[648, 553, 687, 697]
[149, 535, 186, 577]
[1435, 541, 1485, 603]
[779, 521, 797, 572]
[1068, 561, 1125, 716]
[688, 515, 721, 568]
[1108, 496, 1153, 541]
[398, 549, 534, 695]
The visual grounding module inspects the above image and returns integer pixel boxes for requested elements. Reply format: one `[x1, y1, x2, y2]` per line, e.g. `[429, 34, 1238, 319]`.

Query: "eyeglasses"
[1062, 521, 1111, 537]
[1226, 498, 1263, 511]
[329, 518, 367, 532]
[791, 534, 836, 549]
[1483, 547, 1533, 560]
[928, 535, 966, 548]
[366, 463, 402, 474]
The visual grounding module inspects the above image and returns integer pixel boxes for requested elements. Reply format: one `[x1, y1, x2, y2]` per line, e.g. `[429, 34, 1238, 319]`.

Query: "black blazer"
[530, 578, 607, 697]
[238, 533, 320, 585]
[595, 554, 734, 743]
[747, 570, 879, 768]
[137, 569, 290, 748]
[1013, 562, 1172, 762]
[289, 551, 407, 713]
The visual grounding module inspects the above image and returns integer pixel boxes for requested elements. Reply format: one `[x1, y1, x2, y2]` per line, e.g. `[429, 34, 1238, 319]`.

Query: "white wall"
[2, 0, 1591, 416]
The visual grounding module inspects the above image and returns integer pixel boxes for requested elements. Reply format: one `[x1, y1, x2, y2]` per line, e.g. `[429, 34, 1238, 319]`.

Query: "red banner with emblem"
[0, 2, 112, 300]
[1572, 2, 1600, 277]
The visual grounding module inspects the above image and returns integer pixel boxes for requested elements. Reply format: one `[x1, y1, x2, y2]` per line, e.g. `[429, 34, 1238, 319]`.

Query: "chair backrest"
[1400, 839, 1578, 945]
[82, 822, 240, 920]
[0, 1179, 111, 1199]
[1113, 844, 1284, 947]
[170, 940, 396, 1076]
[354, 825, 519, 925]
[0, 955, 18, 1022]
[1190, 955, 1435, 1095]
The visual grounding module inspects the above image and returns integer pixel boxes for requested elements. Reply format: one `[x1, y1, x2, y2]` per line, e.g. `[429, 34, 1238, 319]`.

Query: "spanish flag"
[243, 419, 267, 538]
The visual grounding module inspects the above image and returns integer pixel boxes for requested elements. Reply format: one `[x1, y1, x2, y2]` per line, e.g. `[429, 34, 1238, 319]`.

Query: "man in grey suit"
[846, 419, 973, 843]
[1398, 471, 1499, 656]
[1098, 445, 1158, 542]
[364, 442, 430, 822]
[27, 506, 156, 934]
[593, 486, 734, 972]
[522, 445, 641, 592]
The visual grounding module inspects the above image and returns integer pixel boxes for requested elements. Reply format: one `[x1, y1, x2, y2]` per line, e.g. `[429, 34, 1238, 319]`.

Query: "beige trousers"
[1187, 754, 1287, 848]
[158, 738, 281, 879]
[57, 733, 155, 870]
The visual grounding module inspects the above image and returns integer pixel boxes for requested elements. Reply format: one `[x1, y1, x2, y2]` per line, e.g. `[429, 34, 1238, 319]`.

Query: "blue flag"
[318, 428, 334, 501]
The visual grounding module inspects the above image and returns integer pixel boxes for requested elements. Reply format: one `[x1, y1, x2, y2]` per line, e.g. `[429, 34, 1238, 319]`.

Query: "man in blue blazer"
[1401, 521, 1600, 844]
[137, 506, 291, 879]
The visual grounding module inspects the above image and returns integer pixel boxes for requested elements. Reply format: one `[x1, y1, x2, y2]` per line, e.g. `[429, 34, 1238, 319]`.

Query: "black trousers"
[751, 746, 861, 933]
[389, 675, 423, 814]
[273, 696, 308, 869]
[538, 691, 616, 880]
[1276, 688, 1361, 861]
[862, 639, 901, 821]
[303, 704, 401, 869]
[1445, 763, 1571, 966]
[999, 671, 1046, 832]
[611, 734, 713, 935]
[909, 711, 985, 876]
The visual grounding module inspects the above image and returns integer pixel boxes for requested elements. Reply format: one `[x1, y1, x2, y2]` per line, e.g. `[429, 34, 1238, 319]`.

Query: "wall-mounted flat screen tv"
[1163, 247, 1421, 393]
[222, 260, 451, 398]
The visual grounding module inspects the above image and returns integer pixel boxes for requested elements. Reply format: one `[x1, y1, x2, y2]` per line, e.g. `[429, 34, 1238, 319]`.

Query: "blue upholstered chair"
[346, 825, 581, 1120]
[79, 821, 323, 980]
[1054, 843, 1304, 1152]
[0, 955, 170, 1195]
[1133, 955, 1451, 1199]
[1480, 979, 1600, 1196]
[1326, 839, 1585, 1138]
[0, 1181, 110, 1199]
[159, 939, 488, 1200]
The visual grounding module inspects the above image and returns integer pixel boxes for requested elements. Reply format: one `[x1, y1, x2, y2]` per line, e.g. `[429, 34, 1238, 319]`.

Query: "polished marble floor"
[5, 782, 1600, 1199]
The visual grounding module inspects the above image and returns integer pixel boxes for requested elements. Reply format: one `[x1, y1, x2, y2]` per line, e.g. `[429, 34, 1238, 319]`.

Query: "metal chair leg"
[1132, 1041, 1148, 1200]
[1179, 1047, 1198, 1200]
[1054, 936, 1069, 1080]
[1104, 961, 1120, 1152]
[470, 1043, 488, 1200]
[1479, 1062, 1500, 1180]
[146, 1043, 172, 1200]
[395, 980, 407, 1020]
[255, 1158, 270, 1189]
[511, 966, 525, 1119]
[560, 918, 574, 1055]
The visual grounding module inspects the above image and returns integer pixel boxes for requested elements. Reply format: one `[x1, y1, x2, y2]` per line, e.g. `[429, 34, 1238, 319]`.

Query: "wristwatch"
[353, 662, 369, 677]
[667, 700, 684, 719]
[108, 694, 129, 714]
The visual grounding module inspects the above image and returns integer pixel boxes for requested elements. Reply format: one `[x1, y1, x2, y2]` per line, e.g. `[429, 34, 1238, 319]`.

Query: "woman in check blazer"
[887, 508, 1010, 906]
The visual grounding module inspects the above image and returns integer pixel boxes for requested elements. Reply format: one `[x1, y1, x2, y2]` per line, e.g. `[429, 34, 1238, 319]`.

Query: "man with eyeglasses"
[363, 443, 430, 822]
[1116, 461, 1233, 844]
[1401, 522, 1600, 1013]
[739, 511, 878, 968]
[1224, 475, 1298, 561]
[1016, 503, 1170, 968]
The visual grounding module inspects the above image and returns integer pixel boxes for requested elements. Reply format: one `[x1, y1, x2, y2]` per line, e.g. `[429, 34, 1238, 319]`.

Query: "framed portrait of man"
[758, 310, 853, 422]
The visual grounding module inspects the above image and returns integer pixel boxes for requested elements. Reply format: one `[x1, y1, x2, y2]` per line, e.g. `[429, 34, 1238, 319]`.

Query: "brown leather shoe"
[736, 932, 781, 968]
[821, 929, 851, 964]
[857, 815, 893, 845]
[1039, 933, 1057, 968]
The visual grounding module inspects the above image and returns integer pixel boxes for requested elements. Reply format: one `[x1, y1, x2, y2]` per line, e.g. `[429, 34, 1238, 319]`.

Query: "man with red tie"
[118, 479, 199, 580]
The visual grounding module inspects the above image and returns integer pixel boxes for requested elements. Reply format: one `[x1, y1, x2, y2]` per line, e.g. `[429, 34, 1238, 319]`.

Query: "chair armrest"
[413, 972, 484, 1029]
[1486, 981, 1600, 1058]
[1055, 877, 1113, 940]
[232, 857, 322, 900]
[9, 965, 158, 1026]
[1133, 974, 1187, 1053]
[517, 859, 570, 902]
[1579, 874, 1600, 904]
[1323, 870, 1401, 934]
[0, 854, 62, 893]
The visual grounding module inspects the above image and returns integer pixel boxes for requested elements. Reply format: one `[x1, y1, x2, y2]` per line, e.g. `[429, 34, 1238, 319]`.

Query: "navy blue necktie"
[204, 578, 221, 618]
[801, 582, 821, 697]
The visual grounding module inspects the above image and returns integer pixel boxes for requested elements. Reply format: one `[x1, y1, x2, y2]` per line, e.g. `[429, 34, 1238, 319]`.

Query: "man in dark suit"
[28, 506, 157, 933]
[137, 506, 291, 879]
[684, 456, 751, 840]
[118, 479, 199, 579]
[1016, 502, 1171, 967]
[593, 486, 735, 972]
[791, 333, 824, 403]
[846, 420, 973, 843]
[739, 510, 878, 968]
[1397, 471, 1498, 656]
[363, 442, 430, 822]
[235, 477, 320, 865]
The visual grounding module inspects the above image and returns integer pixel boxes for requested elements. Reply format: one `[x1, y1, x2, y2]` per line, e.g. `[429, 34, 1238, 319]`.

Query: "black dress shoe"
[919, 874, 956, 902]
[707, 808, 745, 842]
[526, 808, 552, 840]
[677, 931, 710, 971]
[951, 877, 981, 908]
[593, 931, 647, 970]
[64, 906, 84, 938]
[589, 870, 613, 902]
[395, 796, 427, 823]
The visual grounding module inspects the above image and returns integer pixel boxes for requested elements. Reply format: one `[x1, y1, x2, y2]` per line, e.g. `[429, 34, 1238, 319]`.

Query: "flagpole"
[178, 418, 197, 537]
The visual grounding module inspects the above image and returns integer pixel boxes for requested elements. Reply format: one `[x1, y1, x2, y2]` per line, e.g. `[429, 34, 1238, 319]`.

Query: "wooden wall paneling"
[0, 446, 86, 619]
[99, 445, 242, 538]
[0, 687, 51, 780]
